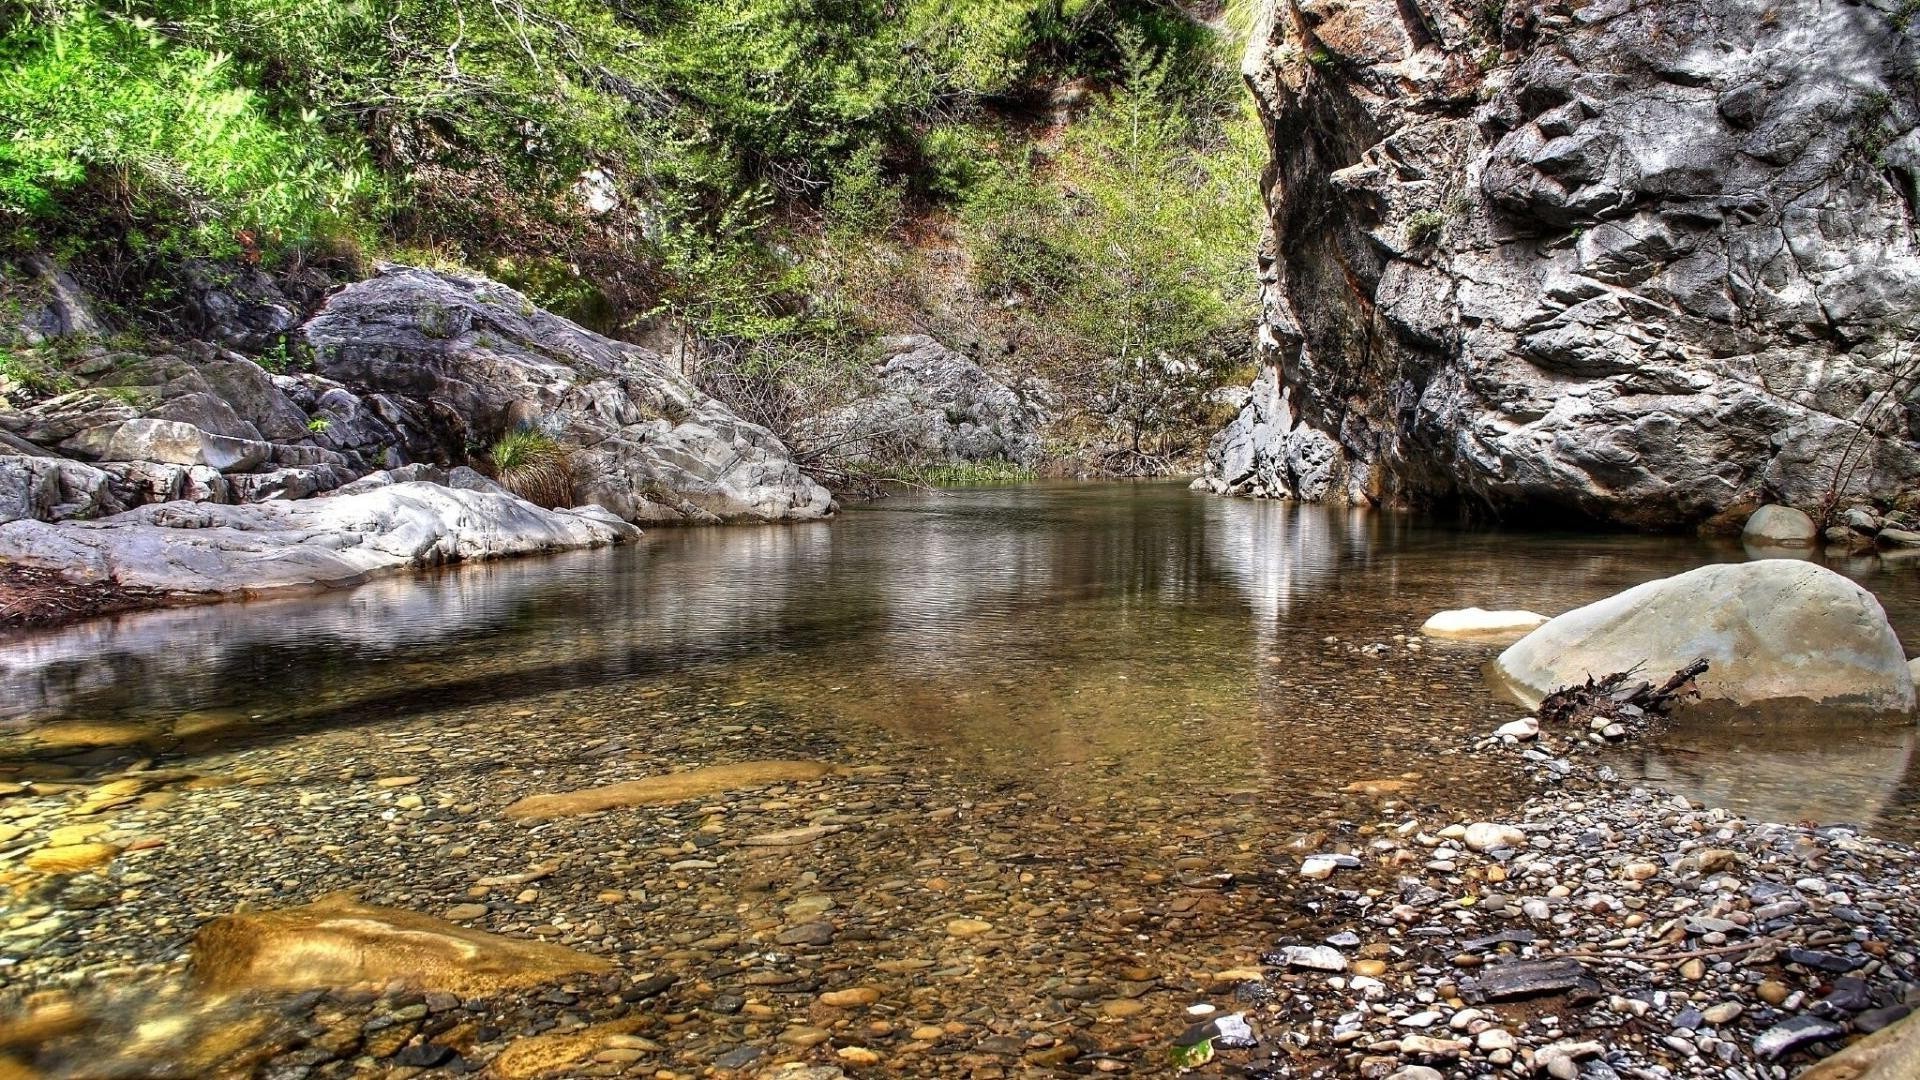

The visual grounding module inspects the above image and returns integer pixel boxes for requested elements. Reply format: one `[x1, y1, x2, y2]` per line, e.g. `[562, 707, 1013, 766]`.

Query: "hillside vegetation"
[1, 0, 1262, 470]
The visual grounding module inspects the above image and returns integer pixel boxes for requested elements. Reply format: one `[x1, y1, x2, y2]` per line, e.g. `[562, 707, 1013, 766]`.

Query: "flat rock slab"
[191, 891, 609, 996]
[503, 760, 839, 819]
[1466, 959, 1596, 1002]
[1419, 608, 1550, 642]
[0, 482, 637, 597]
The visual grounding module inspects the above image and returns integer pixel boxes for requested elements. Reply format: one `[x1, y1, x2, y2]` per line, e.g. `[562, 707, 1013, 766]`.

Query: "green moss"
[1404, 210, 1448, 248]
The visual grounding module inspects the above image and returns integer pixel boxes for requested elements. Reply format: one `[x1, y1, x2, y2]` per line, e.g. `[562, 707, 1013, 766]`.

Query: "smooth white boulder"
[1420, 607, 1550, 642]
[0, 482, 637, 597]
[1742, 505, 1818, 547]
[1495, 560, 1914, 715]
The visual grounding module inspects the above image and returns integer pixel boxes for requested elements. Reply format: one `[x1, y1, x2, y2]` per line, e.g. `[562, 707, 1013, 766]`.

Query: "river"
[1, 482, 1917, 1077]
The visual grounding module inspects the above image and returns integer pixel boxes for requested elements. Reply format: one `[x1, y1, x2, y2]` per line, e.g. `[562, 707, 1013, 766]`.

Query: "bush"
[487, 426, 575, 508]
[1404, 209, 1448, 247]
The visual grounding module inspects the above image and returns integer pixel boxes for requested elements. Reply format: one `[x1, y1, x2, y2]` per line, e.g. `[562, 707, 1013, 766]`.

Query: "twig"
[1550, 938, 1776, 964]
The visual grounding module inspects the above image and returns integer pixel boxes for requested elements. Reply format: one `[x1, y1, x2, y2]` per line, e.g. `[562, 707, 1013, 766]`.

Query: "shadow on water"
[6, 481, 1920, 835]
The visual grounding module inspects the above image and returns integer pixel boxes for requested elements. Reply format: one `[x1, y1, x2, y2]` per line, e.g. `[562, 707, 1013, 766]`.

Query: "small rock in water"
[1274, 945, 1346, 972]
[1463, 822, 1526, 852]
[1494, 717, 1540, 740]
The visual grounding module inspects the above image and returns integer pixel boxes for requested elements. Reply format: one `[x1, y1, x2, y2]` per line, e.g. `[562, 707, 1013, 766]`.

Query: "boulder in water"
[1743, 505, 1818, 547]
[1495, 561, 1913, 715]
[1420, 608, 1549, 643]
[192, 892, 609, 995]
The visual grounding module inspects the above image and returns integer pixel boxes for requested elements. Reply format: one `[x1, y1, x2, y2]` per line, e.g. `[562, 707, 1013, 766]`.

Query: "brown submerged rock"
[191, 892, 608, 995]
[502, 760, 838, 819]
[487, 1017, 645, 1080]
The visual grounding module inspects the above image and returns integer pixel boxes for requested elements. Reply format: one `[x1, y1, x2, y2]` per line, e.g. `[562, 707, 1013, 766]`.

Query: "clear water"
[4, 481, 1918, 838]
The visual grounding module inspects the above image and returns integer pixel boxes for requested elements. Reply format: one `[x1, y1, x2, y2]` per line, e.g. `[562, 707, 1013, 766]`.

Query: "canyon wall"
[1201, 0, 1920, 528]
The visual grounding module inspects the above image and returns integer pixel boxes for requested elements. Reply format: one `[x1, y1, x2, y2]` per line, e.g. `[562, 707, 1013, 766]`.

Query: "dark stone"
[623, 974, 675, 1001]
[1462, 928, 1538, 951]
[393, 1043, 454, 1068]
[1467, 958, 1596, 1002]
[1820, 978, 1875, 1013]
[1785, 949, 1861, 974]
[1855, 1005, 1912, 1034]
[775, 921, 836, 947]
[1753, 1015, 1845, 1059]
[713, 1045, 764, 1069]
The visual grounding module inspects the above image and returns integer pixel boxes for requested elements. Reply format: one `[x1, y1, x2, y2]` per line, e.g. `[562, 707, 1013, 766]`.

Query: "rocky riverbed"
[1, 606, 1917, 1080]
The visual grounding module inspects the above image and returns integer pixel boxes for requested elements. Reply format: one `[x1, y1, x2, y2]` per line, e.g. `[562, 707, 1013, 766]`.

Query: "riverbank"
[1, 603, 1915, 1079]
[0, 562, 169, 633]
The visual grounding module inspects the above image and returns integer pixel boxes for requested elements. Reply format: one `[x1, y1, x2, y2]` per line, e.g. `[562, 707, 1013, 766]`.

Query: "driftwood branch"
[1538, 658, 1709, 729]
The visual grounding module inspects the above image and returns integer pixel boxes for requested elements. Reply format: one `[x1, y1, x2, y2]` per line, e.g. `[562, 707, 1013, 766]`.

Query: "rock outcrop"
[1201, 0, 1920, 529]
[793, 335, 1045, 470]
[1495, 560, 1915, 714]
[303, 266, 833, 523]
[0, 482, 636, 598]
[2, 261, 830, 530]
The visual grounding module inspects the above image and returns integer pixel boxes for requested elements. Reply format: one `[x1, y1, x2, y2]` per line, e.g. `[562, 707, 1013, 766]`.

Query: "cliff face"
[1201, 0, 1920, 528]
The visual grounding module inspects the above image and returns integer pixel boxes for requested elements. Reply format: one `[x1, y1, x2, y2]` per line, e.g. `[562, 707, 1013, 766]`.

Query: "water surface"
[5, 481, 1918, 837]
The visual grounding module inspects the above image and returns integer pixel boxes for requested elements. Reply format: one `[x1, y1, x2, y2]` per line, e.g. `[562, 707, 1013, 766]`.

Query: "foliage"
[3, 0, 1266, 470]
[0, 345, 76, 403]
[954, 34, 1263, 459]
[487, 425, 574, 507]
[1404, 209, 1448, 247]
[0, 8, 374, 254]
[884, 460, 1036, 487]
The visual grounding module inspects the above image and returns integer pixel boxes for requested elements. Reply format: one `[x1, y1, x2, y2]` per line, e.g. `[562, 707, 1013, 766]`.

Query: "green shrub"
[487, 426, 575, 508]
[1404, 210, 1448, 247]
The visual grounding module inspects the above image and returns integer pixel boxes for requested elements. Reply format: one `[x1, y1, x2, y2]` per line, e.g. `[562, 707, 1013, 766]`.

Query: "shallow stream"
[3, 482, 1918, 1077]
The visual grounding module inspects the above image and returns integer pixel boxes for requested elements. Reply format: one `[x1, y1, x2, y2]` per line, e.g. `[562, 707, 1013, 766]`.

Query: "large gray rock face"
[1201, 0, 1920, 528]
[302, 266, 833, 523]
[1495, 560, 1915, 714]
[794, 336, 1046, 468]
[0, 482, 636, 596]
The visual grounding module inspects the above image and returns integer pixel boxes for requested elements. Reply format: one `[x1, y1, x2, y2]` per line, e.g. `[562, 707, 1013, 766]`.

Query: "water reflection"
[4, 482, 1919, 836]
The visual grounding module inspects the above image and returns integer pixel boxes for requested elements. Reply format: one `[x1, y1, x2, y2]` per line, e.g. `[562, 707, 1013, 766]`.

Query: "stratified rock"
[0, 482, 636, 597]
[1496, 561, 1914, 714]
[793, 335, 1045, 468]
[1744, 506, 1819, 547]
[0, 455, 122, 525]
[302, 266, 833, 523]
[179, 259, 300, 351]
[502, 760, 837, 820]
[1419, 608, 1549, 642]
[1198, 0, 1920, 528]
[192, 892, 609, 995]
